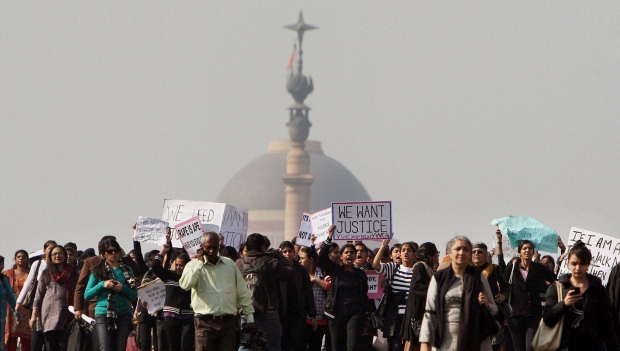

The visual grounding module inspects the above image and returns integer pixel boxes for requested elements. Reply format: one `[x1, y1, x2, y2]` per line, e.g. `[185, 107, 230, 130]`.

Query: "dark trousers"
[31, 330, 45, 351]
[281, 314, 306, 351]
[95, 314, 133, 351]
[254, 312, 282, 351]
[194, 315, 236, 351]
[163, 317, 194, 351]
[328, 314, 363, 351]
[137, 317, 156, 351]
[44, 330, 65, 351]
[508, 315, 540, 351]
[156, 318, 168, 351]
[305, 324, 327, 351]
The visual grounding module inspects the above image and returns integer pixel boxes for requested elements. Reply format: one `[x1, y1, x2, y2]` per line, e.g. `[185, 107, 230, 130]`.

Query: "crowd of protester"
[1, 225, 620, 351]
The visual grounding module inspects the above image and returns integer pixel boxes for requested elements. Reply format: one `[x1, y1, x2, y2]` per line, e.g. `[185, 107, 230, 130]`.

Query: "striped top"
[379, 262, 413, 314]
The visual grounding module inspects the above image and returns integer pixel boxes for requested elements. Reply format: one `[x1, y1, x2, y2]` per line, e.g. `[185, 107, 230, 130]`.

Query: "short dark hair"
[401, 241, 417, 253]
[220, 246, 238, 261]
[354, 242, 369, 254]
[328, 242, 340, 254]
[518, 240, 535, 253]
[245, 233, 267, 252]
[340, 243, 356, 256]
[390, 244, 401, 255]
[44, 240, 57, 250]
[279, 241, 294, 251]
[568, 241, 592, 265]
[64, 242, 78, 251]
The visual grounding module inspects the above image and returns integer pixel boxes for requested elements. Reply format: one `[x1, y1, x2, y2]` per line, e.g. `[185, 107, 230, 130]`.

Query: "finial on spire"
[284, 11, 317, 48]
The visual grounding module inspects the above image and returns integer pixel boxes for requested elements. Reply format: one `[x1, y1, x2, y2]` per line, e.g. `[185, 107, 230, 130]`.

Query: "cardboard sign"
[558, 227, 620, 286]
[331, 201, 392, 240]
[310, 208, 332, 246]
[296, 212, 313, 247]
[162, 200, 248, 249]
[137, 279, 166, 314]
[175, 216, 205, 258]
[366, 271, 384, 299]
[134, 217, 169, 245]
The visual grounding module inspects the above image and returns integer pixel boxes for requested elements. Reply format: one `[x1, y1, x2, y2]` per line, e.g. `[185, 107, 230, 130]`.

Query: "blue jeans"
[96, 313, 133, 351]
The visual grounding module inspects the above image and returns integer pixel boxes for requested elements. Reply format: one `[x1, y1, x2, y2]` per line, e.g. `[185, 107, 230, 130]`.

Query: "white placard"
[137, 279, 166, 314]
[310, 208, 332, 246]
[134, 217, 169, 245]
[175, 216, 205, 258]
[162, 200, 248, 249]
[296, 213, 313, 247]
[558, 227, 620, 286]
[331, 201, 392, 240]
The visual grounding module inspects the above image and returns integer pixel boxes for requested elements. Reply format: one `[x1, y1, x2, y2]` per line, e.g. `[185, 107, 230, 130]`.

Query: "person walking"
[3, 250, 32, 351]
[1, 255, 21, 351]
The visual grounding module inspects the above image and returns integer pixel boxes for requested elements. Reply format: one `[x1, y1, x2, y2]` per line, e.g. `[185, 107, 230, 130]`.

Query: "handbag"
[410, 318, 422, 338]
[22, 260, 42, 310]
[497, 300, 513, 320]
[481, 304, 501, 335]
[531, 281, 564, 351]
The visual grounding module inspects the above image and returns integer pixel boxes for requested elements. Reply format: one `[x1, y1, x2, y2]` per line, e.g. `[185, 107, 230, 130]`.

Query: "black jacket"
[607, 264, 620, 341]
[505, 259, 556, 317]
[318, 240, 369, 318]
[543, 273, 618, 351]
[280, 260, 317, 318]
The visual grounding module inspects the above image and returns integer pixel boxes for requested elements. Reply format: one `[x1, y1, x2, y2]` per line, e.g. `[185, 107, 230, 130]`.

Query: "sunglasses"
[472, 249, 486, 255]
[106, 249, 119, 255]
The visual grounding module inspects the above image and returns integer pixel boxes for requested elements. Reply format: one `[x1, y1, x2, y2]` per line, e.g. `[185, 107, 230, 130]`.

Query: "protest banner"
[558, 227, 620, 286]
[310, 208, 332, 246]
[296, 212, 313, 247]
[366, 271, 384, 299]
[162, 200, 248, 249]
[331, 201, 392, 240]
[134, 217, 169, 245]
[175, 216, 205, 258]
[492, 216, 558, 253]
[137, 278, 166, 314]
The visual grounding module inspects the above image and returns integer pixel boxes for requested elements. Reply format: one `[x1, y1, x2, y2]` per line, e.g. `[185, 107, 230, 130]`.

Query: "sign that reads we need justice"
[332, 201, 392, 240]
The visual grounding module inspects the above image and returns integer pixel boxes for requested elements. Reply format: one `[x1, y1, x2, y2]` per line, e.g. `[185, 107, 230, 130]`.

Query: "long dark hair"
[93, 239, 123, 281]
[417, 242, 438, 267]
[12, 250, 29, 270]
[42, 245, 67, 285]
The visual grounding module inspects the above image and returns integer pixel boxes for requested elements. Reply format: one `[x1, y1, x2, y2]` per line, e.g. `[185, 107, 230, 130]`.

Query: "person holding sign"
[419, 236, 498, 351]
[542, 241, 618, 351]
[179, 232, 255, 351]
[317, 225, 369, 351]
[84, 239, 138, 351]
[373, 240, 417, 351]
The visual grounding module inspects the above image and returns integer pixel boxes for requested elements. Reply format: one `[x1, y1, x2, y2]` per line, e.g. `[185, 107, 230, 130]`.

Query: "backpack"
[241, 256, 273, 314]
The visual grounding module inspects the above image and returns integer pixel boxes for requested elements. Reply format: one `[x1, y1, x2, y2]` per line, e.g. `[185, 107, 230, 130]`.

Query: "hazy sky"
[2, 2, 619, 259]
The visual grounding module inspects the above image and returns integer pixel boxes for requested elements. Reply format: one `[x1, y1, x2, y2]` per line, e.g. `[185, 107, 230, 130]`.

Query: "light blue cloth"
[492, 215, 558, 253]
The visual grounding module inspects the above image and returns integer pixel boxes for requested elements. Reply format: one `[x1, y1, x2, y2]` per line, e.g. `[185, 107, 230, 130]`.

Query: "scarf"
[51, 265, 75, 312]
[104, 260, 134, 330]
[434, 265, 484, 351]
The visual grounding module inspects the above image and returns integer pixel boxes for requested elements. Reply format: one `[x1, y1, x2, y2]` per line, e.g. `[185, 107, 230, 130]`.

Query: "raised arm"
[372, 239, 389, 271]
[317, 225, 338, 277]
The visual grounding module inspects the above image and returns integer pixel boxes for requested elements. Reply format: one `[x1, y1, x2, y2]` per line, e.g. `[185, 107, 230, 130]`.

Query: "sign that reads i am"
[331, 201, 392, 241]
[296, 212, 313, 247]
[558, 227, 620, 286]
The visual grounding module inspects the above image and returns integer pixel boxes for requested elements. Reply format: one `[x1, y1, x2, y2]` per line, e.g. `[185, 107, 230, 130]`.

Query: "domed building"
[217, 13, 371, 245]
[217, 139, 371, 244]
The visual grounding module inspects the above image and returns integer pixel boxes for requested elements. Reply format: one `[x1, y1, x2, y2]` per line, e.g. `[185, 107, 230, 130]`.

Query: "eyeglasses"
[51, 252, 64, 256]
[472, 249, 486, 255]
[106, 249, 119, 255]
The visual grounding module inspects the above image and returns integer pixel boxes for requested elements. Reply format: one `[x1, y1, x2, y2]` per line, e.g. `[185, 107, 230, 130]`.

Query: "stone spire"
[282, 11, 317, 241]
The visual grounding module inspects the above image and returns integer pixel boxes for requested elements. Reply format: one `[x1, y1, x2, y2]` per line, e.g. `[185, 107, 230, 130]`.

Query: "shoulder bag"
[531, 281, 564, 351]
[22, 260, 42, 310]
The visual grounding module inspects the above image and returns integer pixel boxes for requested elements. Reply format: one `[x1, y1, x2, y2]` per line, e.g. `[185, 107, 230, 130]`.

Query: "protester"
[220, 246, 238, 261]
[180, 231, 255, 351]
[504, 240, 556, 351]
[152, 241, 194, 351]
[471, 242, 508, 351]
[237, 233, 287, 351]
[373, 240, 417, 351]
[133, 244, 163, 351]
[419, 236, 498, 351]
[353, 242, 377, 351]
[3, 250, 32, 351]
[540, 255, 555, 273]
[298, 248, 328, 351]
[318, 225, 369, 351]
[327, 243, 340, 264]
[16, 240, 57, 351]
[84, 239, 138, 351]
[1, 256, 21, 351]
[542, 241, 618, 351]
[401, 242, 438, 351]
[390, 244, 402, 265]
[30, 245, 78, 350]
[278, 241, 316, 351]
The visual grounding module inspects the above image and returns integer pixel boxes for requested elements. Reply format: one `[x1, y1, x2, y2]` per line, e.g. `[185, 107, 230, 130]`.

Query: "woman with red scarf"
[30, 245, 78, 351]
[3, 250, 32, 351]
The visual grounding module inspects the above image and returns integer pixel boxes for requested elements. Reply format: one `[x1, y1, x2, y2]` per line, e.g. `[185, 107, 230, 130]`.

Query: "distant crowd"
[2, 225, 620, 351]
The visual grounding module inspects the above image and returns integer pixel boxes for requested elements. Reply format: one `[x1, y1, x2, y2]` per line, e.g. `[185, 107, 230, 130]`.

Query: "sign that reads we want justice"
[332, 201, 392, 240]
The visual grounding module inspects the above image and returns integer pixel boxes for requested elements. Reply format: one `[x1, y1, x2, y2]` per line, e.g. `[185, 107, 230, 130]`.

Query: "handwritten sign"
[134, 217, 169, 245]
[492, 233, 519, 265]
[310, 208, 332, 246]
[296, 213, 313, 247]
[175, 216, 205, 258]
[492, 216, 558, 253]
[162, 200, 248, 249]
[558, 227, 620, 286]
[332, 201, 392, 240]
[137, 279, 166, 314]
[366, 271, 384, 299]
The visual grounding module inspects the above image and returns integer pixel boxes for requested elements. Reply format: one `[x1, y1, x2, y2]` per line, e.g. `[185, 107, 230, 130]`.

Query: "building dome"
[217, 139, 371, 243]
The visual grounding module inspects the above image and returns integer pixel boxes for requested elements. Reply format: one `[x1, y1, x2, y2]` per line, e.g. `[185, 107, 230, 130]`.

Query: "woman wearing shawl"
[85, 239, 137, 351]
[30, 245, 79, 350]
[3, 250, 31, 351]
[0, 256, 21, 351]
[419, 236, 498, 351]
